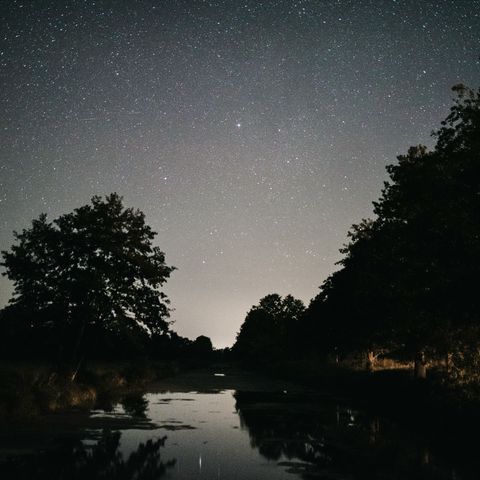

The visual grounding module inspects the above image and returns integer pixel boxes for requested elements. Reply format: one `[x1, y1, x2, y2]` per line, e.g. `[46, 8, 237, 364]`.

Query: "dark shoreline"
[1, 364, 479, 479]
[0, 360, 180, 422]
[2, 359, 479, 449]
[259, 360, 480, 463]
[2, 359, 479, 427]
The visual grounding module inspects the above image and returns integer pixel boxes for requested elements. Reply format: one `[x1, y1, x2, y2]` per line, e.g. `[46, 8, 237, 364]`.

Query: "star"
[0, 0, 478, 348]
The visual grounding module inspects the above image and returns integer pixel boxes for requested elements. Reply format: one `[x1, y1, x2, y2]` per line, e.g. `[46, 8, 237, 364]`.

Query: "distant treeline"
[233, 85, 480, 383]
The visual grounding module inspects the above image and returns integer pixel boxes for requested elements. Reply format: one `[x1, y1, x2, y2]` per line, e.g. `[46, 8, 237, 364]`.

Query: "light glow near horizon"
[1, 0, 479, 348]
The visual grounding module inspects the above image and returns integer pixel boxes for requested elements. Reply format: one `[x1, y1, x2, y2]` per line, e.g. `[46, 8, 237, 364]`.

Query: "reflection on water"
[0, 385, 476, 479]
[234, 391, 463, 479]
[0, 429, 175, 480]
[121, 393, 149, 419]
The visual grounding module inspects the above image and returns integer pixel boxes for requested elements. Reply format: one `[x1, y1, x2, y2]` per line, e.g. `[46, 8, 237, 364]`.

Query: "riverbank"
[0, 367, 310, 461]
[261, 359, 480, 442]
[2, 367, 478, 479]
[0, 360, 179, 421]
[4, 356, 480, 442]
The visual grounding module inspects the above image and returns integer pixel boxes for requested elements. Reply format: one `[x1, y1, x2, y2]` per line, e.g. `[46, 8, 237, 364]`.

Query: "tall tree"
[306, 219, 398, 369]
[372, 85, 480, 375]
[1, 193, 175, 369]
[307, 85, 480, 377]
[233, 293, 305, 362]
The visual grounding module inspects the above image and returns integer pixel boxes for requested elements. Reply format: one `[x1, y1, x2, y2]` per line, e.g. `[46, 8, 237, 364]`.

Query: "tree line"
[0, 84, 478, 382]
[233, 85, 480, 382]
[0, 193, 213, 372]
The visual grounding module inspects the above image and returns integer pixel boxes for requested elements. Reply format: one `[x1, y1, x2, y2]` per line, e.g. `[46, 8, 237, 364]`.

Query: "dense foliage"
[234, 85, 480, 380]
[308, 85, 480, 376]
[233, 294, 305, 362]
[0, 194, 175, 363]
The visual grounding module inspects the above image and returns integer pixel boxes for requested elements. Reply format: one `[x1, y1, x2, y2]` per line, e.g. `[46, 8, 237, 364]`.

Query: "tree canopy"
[233, 293, 305, 362]
[1, 193, 175, 361]
[305, 85, 480, 375]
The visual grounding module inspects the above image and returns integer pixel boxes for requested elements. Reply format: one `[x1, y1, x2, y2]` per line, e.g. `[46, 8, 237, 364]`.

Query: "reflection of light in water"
[90, 404, 126, 418]
[214, 373, 225, 377]
[199, 453, 202, 471]
[346, 408, 356, 426]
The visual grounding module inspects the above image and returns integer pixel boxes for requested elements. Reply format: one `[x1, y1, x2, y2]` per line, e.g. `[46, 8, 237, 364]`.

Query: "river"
[0, 369, 476, 479]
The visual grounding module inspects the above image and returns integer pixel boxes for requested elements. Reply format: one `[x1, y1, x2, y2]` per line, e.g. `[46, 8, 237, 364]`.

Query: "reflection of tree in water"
[234, 391, 459, 480]
[121, 393, 149, 418]
[93, 393, 149, 419]
[234, 392, 335, 466]
[0, 429, 175, 480]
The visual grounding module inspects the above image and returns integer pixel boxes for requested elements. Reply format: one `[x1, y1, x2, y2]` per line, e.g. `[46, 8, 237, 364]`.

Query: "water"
[0, 371, 476, 479]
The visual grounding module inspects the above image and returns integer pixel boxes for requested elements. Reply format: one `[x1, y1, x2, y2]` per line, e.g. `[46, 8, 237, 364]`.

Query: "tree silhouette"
[306, 85, 480, 377]
[1, 193, 175, 370]
[190, 335, 214, 360]
[372, 85, 480, 375]
[0, 429, 175, 480]
[305, 219, 397, 369]
[233, 294, 305, 362]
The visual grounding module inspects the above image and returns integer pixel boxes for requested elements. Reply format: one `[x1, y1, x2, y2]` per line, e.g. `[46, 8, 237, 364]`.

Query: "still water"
[0, 371, 475, 479]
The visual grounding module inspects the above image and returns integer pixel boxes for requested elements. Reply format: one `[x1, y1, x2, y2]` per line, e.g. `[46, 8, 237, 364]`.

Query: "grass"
[0, 359, 178, 421]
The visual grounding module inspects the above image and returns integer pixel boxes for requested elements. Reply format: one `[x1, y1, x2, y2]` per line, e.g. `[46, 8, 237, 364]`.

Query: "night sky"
[1, 0, 479, 347]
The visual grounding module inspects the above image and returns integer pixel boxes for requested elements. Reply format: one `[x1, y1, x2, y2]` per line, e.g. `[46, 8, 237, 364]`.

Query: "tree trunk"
[69, 318, 87, 382]
[414, 351, 427, 379]
[69, 355, 84, 383]
[421, 448, 430, 465]
[369, 416, 380, 444]
[445, 352, 452, 375]
[366, 350, 377, 372]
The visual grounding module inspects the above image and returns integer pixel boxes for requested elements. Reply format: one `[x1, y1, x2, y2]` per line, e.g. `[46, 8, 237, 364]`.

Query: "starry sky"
[1, 0, 479, 347]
